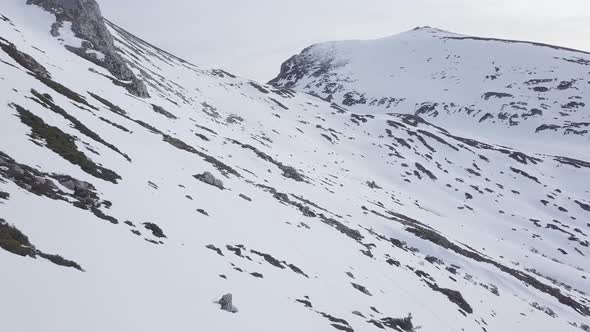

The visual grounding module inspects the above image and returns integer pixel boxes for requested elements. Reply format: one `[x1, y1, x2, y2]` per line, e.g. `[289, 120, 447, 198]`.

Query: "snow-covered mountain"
[1, 2, 589, 332]
[269, 27, 590, 158]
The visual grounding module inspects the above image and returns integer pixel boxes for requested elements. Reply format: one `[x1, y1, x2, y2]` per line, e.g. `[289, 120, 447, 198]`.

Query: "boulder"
[194, 171, 224, 190]
[218, 293, 238, 313]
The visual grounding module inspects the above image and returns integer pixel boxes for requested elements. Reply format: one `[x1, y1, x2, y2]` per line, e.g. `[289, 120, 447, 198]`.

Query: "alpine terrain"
[0, 1, 589, 332]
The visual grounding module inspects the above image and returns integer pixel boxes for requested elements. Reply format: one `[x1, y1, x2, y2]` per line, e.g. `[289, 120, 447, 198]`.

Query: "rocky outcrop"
[367, 180, 382, 189]
[268, 44, 338, 89]
[53, 174, 99, 207]
[194, 171, 224, 190]
[217, 293, 238, 313]
[143, 222, 166, 238]
[26, 0, 149, 97]
[0, 38, 51, 78]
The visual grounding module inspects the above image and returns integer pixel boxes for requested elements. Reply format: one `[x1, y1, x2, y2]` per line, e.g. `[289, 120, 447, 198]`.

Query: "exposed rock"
[194, 171, 224, 190]
[225, 114, 243, 124]
[0, 151, 108, 215]
[27, 0, 149, 97]
[0, 38, 50, 78]
[163, 135, 240, 177]
[367, 180, 382, 189]
[217, 293, 238, 313]
[143, 222, 166, 238]
[351, 282, 372, 296]
[206, 244, 223, 256]
[379, 313, 415, 332]
[239, 193, 252, 201]
[281, 165, 305, 182]
[427, 283, 473, 314]
[351, 310, 365, 318]
[52, 174, 98, 207]
[229, 139, 305, 182]
[152, 104, 177, 119]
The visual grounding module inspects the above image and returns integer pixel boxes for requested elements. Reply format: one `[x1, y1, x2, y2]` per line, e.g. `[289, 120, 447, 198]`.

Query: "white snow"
[0, 4, 588, 332]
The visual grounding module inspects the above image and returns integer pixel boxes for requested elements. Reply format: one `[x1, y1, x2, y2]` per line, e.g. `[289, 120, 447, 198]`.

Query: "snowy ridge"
[270, 27, 590, 158]
[0, 2, 589, 332]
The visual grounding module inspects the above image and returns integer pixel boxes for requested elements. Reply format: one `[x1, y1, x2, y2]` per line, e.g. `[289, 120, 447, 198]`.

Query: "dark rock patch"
[194, 171, 224, 190]
[0, 152, 114, 224]
[229, 139, 304, 181]
[510, 167, 540, 184]
[294, 295, 354, 331]
[239, 193, 252, 201]
[163, 135, 239, 177]
[251, 249, 285, 269]
[574, 200, 590, 213]
[351, 282, 372, 296]
[89, 93, 164, 135]
[269, 97, 289, 110]
[367, 180, 382, 189]
[375, 314, 415, 332]
[206, 244, 223, 256]
[226, 245, 244, 257]
[99, 116, 131, 133]
[415, 163, 437, 180]
[217, 293, 238, 313]
[226, 114, 243, 124]
[143, 222, 166, 238]
[554, 156, 590, 169]
[483, 92, 513, 100]
[296, 298, 313, 308]
[249, 82, 269, 93]
[152, 104, 177, 119]
[427, 282, 472, 314]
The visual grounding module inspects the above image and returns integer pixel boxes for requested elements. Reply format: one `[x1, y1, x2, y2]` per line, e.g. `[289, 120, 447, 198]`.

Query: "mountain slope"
[269, 27, 590, 158]
[1, 2, 589, 332]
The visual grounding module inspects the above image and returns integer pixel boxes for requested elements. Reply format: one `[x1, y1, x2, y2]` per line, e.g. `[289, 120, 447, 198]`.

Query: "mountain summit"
[270, 27, 590, 156]
[1, 2, 589, 332]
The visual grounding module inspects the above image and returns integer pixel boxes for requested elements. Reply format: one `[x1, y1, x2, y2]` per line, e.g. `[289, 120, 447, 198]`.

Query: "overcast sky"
[99, 0, 590, 82]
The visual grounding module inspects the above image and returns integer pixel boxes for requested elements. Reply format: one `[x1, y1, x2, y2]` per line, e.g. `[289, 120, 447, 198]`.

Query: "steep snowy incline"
[270, 27, 590, 158]
[0, 2, 589, 332]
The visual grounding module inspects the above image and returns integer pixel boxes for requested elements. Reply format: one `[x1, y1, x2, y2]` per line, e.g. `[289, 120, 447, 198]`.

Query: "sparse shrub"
[0, 219, 35, 257]
[12, 104, 120, 183]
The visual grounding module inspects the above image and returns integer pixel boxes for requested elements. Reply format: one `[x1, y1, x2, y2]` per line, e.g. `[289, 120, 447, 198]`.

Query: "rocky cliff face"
[26, 0, 149, 97]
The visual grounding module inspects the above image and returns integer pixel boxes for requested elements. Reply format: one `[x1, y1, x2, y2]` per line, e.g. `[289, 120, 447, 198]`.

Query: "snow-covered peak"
[270, 29, 590, 158]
